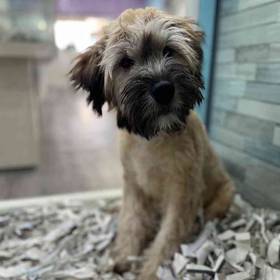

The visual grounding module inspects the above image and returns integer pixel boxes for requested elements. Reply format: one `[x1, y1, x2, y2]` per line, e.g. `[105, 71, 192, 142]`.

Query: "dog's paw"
[137, 261, 159, 280]
[137, 271, 159, 280]
[112, 258, 132, 274]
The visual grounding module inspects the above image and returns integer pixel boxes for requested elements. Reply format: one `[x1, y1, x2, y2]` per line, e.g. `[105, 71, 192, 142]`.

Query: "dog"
[70, 7, 235, 280]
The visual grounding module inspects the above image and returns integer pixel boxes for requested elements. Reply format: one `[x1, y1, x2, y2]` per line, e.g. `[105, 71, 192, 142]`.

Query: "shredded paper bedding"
[0, 195, 279, 280]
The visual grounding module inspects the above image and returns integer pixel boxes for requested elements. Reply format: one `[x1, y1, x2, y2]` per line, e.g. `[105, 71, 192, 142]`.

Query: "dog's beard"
[117, 64, 203, 139]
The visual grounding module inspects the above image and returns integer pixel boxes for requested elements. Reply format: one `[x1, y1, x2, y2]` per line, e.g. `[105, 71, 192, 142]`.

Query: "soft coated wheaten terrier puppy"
[70, 7, 235, 280]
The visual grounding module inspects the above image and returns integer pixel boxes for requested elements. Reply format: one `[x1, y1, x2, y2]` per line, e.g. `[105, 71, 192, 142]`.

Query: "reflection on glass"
[0, 0, 55, 43]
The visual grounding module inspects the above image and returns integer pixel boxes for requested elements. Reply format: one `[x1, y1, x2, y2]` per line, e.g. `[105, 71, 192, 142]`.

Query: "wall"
[56, 0, 145, 18]
[210, 0, 280, 209]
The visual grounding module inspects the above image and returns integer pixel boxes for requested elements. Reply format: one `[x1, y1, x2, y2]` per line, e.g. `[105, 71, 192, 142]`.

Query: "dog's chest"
[126, 134, 195, 198]
[132, 147, 170, 192]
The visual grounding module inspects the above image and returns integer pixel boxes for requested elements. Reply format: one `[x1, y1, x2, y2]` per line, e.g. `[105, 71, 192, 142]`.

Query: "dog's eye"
[119, 56, 134, 69]
[163, 46, 174, 57]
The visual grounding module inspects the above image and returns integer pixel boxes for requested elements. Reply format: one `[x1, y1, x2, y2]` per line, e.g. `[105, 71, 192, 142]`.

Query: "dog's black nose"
[151, 81, 174, 105]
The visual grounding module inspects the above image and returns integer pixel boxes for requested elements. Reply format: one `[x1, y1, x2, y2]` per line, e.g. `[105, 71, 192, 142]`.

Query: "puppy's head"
[70, 8, 204, 139]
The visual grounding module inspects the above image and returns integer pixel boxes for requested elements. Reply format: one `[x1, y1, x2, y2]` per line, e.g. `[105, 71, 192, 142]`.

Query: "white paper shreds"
[0, 195, 279, 279]
[158, 195, 280, 279]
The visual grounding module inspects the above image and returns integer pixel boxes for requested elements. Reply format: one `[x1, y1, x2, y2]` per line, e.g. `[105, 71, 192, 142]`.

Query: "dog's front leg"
[113, 181, 158, 273]
[138, 182, 201, 280]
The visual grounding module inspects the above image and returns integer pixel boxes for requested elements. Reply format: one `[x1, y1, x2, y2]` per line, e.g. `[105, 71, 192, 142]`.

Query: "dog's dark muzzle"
[151, 81, 174, 105]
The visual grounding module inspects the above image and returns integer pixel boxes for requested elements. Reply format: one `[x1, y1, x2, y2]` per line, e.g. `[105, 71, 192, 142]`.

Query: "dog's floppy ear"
[173, 18, 205, 103]
[179, 18, 204, 82]
[69, 37, 107, 116]
[192, 29, 204, 64]
[191, 28, 204, 80]
[171, 16, 204, 64]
